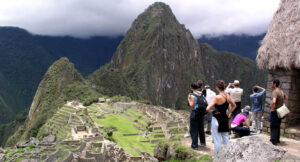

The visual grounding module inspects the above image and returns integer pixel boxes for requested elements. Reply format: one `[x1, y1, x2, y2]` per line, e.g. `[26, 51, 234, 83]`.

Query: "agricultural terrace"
[87, 103, 179, 156]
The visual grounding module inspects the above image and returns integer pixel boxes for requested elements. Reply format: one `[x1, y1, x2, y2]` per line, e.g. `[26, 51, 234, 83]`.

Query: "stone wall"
[263, 69, 300, 139]
[62, 152, 73, 162]
[44, 149, 61, 162]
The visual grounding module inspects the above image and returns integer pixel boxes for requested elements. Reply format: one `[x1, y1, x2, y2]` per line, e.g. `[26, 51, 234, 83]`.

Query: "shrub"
[103, 126, 118, 137]
[136, 99, 152, 105]
[109, 95, 131, 103]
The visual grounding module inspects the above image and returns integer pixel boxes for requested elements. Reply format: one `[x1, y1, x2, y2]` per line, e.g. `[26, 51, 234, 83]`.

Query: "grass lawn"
[94, 114, 154, 156]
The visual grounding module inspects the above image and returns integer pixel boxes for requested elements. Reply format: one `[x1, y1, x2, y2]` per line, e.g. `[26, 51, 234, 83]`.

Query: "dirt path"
[181, 133, 300, 157]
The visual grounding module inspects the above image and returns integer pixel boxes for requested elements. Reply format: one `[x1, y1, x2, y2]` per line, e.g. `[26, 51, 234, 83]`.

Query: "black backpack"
[191, 93, 208, 115]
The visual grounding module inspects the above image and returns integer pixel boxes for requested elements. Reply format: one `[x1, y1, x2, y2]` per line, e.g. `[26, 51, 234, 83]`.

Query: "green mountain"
[0, 27, 121, 123]
[89, 2, 267, 109]
[5, 57, 100, 146]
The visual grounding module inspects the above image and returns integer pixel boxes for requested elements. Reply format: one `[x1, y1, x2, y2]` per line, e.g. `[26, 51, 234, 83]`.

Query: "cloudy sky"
[0, 0, 280, 38]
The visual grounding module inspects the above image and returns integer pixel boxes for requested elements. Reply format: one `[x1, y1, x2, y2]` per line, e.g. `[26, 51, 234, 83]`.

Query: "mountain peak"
[145, 2, 173, 18]
[25, 57, 84, 134]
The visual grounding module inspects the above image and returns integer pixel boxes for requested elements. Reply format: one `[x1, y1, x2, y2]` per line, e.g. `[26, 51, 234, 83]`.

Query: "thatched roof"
[257, 0, 300, 70]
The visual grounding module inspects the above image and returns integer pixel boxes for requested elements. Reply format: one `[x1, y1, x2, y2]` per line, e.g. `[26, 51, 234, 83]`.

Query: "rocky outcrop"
[16, 140, 30, 148]
[214, 136, 300, 162]
[0, 154, 5, 162]
[42, 135, 56, 144]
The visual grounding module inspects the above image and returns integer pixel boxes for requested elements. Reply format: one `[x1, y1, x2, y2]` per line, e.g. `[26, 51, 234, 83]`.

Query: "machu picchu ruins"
[0, 99, 193, 162]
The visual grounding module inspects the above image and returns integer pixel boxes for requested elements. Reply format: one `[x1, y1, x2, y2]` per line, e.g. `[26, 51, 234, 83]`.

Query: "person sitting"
[231, 109, 250, 137]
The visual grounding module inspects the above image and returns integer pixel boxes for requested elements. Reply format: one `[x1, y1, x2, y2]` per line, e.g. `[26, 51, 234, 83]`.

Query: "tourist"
[204, 85, 216, 135]
[231, 109, 250, 137]
[225, 80, 243, 129]
[188, 82, 206, 149]
[250, 85, 265, 134]
[206, 80, 236, 155]
[197, 80, 206, 97]
[270, 79, 288, 145]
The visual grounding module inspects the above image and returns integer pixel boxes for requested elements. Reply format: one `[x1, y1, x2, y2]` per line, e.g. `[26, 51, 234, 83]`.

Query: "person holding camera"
[250, 85, 265, 134]
[225, 80, 243, 126]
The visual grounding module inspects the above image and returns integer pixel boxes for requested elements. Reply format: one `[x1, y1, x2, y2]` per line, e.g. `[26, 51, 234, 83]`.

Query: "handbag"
[276, 104, 290, 118]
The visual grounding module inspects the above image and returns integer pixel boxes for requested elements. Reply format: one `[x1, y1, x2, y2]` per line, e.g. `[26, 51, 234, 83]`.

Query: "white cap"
[233, 80, 240, 85]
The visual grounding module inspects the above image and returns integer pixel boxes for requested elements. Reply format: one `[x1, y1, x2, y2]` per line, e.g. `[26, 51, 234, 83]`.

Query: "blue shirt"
[250, 91, 265, 112]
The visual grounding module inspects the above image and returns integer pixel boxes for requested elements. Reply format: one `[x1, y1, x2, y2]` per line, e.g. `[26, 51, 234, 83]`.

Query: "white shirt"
[225, 87, 243, 102]
[205, 89, 216, 104]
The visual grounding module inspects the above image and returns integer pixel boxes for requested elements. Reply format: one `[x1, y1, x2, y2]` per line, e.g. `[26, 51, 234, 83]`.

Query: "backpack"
[191, 93, 208, 115]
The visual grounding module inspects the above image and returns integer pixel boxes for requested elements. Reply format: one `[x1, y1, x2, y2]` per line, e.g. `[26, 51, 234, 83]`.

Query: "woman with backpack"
[188, 82, 207, 150]
[206, 80, 236, 155]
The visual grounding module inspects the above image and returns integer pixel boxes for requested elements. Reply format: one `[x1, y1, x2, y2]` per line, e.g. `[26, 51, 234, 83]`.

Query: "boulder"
[141, 152, 158, 162]
[28, 137, 39, 146]
[166, 145, 176, 159]
[42, 135, 56, 143]
[154, 145, 166, 161]
[0, 154, 5, 162]
[214, 136, 300, 162]
[16, 140, 30, 148]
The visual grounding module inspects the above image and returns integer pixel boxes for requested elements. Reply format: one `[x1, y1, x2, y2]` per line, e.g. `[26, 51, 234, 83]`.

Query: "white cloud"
[0, 0, 280, 38]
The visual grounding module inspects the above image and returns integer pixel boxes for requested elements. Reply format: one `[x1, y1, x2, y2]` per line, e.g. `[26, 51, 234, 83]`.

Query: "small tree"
[103, 126, 118, 138]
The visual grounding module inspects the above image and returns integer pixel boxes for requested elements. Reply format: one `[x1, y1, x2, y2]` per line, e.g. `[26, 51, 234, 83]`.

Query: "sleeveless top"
[214, 95, 230, 132]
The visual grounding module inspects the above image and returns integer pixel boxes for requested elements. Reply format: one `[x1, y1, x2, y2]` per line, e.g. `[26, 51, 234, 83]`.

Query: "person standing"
[250, 85, 265, 134]
[270, 79, 288, 145]
[226, 80, 243, 123]
[188, 82, 206, 149]
[206, 80, 236, 155]
[197, 80, 206, 97]
[204, 85, 216, 134]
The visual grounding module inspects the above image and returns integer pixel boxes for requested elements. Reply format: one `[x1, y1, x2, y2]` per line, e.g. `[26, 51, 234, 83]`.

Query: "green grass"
[127, 108, 147, 118]
[124, 110, 147, 126]
[197, 155, 213, 162]
[93, 114, 154, 156]
[5, 149, 13, 157]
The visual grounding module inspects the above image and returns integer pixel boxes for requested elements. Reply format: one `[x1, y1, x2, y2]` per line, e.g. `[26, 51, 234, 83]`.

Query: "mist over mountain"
[197, 34, 265, 60]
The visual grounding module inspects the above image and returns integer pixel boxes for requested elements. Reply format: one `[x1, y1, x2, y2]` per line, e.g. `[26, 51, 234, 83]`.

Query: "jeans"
[270, 111, 281, 145]
[232, 126, 250, 137]
[252, 111, 262, 130]
[212, 117, 229, 155]
[190, 110, 206, 148]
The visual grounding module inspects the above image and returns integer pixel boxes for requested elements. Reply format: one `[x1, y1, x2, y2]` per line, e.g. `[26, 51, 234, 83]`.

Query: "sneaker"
[256, 130, 261, 134]
[200, 143, 206, 147]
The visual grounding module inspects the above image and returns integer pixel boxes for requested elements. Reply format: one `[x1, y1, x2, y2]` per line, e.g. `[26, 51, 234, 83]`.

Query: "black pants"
[232, 126, 250, 137]
[270, 111, 281, 145]
[231, 102, 241, 121]
[190, 110, 206, 148]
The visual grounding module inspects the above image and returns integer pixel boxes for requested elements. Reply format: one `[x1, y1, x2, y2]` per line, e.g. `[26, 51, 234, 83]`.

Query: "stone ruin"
[3, 101, 191, 161]
[263, 70, 300, 140]
[98, 97, 106, 103]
